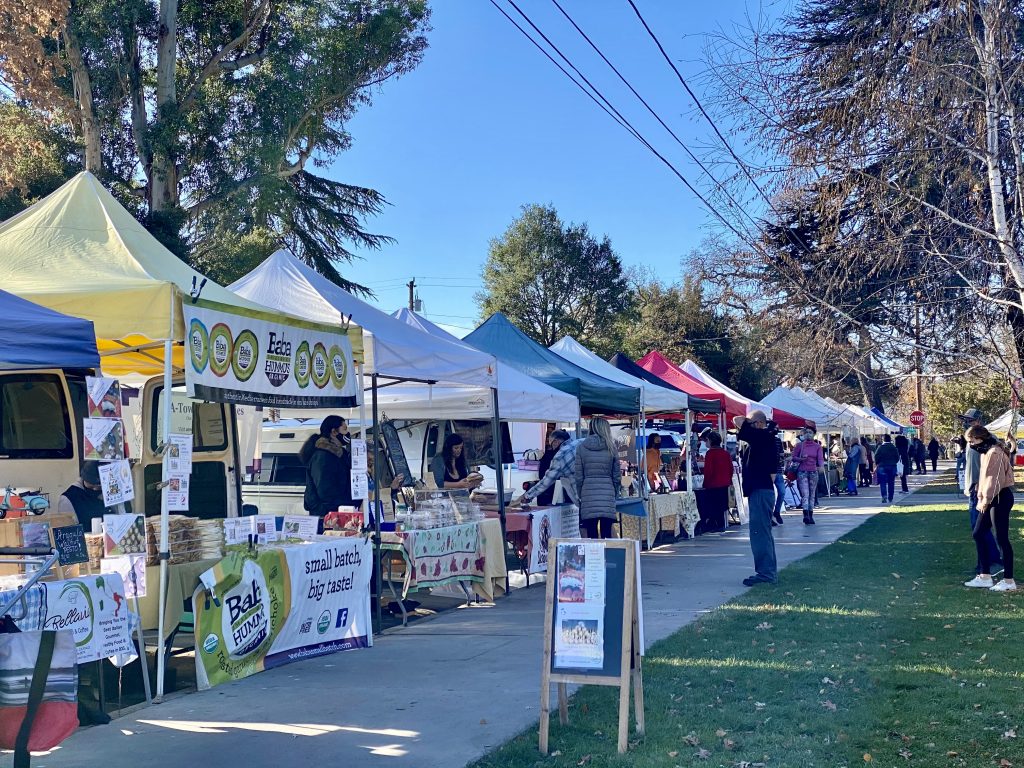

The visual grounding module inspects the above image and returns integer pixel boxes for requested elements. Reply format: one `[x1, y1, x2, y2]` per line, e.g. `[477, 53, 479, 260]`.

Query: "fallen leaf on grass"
[1004, 728, 1018, 740]
[755, 622, 772, 631]
[668, 751, 678, 758]
[716, 728, 728, 737]
[684, 733, 700, 746]
[821, 700, 837, 712]
[898, 748, 912, 760]
[863, 753, 872, 762]
[892, 572, 901, 579]
[550, 750, 561, 757]
[1000, 760, 1013, 767]
[947, 751, 958, 757]
[754, 702, 766, 710]
[577, 756, 591, 766]
[695, 748, 711, 760]
[723, 738, 737, 750]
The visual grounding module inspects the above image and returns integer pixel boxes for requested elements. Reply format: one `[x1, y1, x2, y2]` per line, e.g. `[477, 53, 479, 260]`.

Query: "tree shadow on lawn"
[470, 506, 1024, 768]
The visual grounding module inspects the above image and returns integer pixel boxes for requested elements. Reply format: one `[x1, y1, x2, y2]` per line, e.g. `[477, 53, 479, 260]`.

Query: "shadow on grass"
[470, 505, 1024, 768]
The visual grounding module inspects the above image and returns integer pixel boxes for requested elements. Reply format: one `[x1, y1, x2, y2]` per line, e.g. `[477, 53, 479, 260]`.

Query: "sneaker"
[990, 579, 1018, 592]
[743, 575, 775, 587]
[965, 575, 995, 588]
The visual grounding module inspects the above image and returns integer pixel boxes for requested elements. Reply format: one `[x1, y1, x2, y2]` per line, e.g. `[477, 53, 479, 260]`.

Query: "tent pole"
[372, 373, 383, 634]
[155, 336, 173, 701]
[685, 410, 693, 491]
[490, 388, 507, 596]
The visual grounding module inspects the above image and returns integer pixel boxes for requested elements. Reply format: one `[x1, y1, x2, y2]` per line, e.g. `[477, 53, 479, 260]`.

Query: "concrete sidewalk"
[37, 473, 940, 768]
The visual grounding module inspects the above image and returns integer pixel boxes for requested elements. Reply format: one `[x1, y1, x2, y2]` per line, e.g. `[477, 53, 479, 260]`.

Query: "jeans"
[797, 470, 817, 514]
[773, 473, 786, 517]
[969, 487, 1001, 570]
[747, 488, 777, 581]
[877, 465, 896, 502]
[975, 488, 1014, 578]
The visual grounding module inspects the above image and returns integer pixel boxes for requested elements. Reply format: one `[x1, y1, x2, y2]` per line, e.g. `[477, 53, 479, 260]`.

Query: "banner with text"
[184, 298, 359, 409]
[194, 538, 372, 689]
[39, 574, 135, 664]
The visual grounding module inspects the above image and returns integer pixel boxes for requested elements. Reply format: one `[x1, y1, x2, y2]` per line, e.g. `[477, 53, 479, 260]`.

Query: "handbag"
[690, 473, 704, 491]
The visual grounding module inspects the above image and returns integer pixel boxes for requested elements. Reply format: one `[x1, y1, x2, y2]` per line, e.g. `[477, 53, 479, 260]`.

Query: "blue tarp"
[871, 407, 906, 432]
[464, 313, 640, 414]
[0, 289, 99, 369]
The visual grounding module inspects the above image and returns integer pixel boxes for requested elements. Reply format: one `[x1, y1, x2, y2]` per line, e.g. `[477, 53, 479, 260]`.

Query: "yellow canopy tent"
[0, 171, 365, 699]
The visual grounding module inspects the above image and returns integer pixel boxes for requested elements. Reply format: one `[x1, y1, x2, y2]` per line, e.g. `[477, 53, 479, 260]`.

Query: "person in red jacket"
[701, 431, 734, 532]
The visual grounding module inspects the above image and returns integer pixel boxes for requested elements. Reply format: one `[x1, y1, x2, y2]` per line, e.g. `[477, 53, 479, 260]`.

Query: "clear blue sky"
[329, 0, 781, 334]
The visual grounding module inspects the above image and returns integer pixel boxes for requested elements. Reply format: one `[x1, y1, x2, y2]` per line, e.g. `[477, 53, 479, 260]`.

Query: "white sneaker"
[965, 575, 995, 588]
[990, 579, 1018, 592]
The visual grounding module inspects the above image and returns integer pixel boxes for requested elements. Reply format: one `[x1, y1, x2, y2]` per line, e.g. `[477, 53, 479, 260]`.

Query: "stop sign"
[909, 410, 926, 426]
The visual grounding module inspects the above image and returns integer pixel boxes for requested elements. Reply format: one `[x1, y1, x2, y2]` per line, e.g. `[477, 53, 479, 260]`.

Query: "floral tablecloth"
[383, 522, 486, 599]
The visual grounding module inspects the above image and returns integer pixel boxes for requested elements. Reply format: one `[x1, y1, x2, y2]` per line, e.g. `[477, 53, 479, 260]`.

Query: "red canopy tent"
[637, 351, 746, 420]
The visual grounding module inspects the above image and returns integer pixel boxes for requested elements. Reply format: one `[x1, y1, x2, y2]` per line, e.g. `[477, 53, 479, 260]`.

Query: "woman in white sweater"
[964, 425, 1015, 592]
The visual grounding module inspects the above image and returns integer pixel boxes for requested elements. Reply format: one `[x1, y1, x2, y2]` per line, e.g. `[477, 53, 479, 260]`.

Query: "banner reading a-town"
[194, 538, 372, 689]
[184, 298, 359, 408]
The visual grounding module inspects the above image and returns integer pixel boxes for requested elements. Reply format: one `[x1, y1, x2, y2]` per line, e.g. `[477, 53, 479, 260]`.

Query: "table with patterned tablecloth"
[381, 522, 487, 600]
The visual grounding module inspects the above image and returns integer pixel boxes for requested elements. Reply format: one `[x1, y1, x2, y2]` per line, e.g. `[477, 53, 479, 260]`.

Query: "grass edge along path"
[469, 504, 1024, 768]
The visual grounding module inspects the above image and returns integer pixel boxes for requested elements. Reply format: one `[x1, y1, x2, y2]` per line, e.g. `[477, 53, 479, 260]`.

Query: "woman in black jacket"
[300, 415, 353, 517]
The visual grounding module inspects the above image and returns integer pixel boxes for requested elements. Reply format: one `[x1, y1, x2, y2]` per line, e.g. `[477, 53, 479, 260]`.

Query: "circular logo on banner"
[232, 330, 259, 382]
[221, 559, 272, 661]
[310, 342, 330, 389]
[203, 633, 219, 654]
[294, 341, 312, 388]
[209, 324, 234, 378]
[188, 319, 210, 372]
[328, 344, 347, 390]
[317, 610, 331, 634]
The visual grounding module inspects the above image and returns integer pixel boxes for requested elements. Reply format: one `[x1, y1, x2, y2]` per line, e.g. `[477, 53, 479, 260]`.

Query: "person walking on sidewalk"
[894, 432, 911, 492]
[964, 425, 1017, 592]
[873, 434, 900, 504]
[845, 439, 863, 496]
[790, 426, 823, 524]
[961, 408, 1001, 574]
[913, 436, 928, 474]
[772, 431, 787, 525]
[735, 410, 779, 586]
[928, 436, 940, 472]
[858, 436, 873, 487]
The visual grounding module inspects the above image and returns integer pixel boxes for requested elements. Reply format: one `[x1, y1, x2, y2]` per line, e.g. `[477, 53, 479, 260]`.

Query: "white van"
[0, 369, 242, 518]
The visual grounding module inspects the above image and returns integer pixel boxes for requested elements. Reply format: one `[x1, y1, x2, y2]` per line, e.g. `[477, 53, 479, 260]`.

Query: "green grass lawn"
[914, 469, 959, 495]
[471, 504, 1024, 768]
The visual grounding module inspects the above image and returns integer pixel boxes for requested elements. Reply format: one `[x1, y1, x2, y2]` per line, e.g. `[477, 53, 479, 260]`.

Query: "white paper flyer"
[281, 515, 319, 540]
[102, 513, 147, 556]
[83, 418, 125, 461]
[101, 554, 147, 598]
[98, 460, 134, 506]
[167, 434, 193, 478]
[86, 376, 122, 419]
[167, 476, 189, 511]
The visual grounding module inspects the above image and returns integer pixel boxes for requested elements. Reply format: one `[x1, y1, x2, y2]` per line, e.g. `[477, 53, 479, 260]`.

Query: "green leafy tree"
[0, 0, 430, 290]
[926, 377, 1011, 441]
[477, 204, 629, 351]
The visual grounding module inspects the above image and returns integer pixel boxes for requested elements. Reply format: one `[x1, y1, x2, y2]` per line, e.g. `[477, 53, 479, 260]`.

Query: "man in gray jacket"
[962, 408, 1001, 573]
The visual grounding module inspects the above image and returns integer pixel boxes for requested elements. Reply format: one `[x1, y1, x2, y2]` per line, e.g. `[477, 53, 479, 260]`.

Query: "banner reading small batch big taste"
[183, 298, 359, 409]
[194, 538, 372, 689]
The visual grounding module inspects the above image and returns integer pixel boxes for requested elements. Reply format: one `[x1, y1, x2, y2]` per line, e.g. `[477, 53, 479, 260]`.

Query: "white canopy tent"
[847, 404, 890, 434]
[763, 386, 831, 427]
[681, 359, 774, 418]
[986, 409, 1024, 437]
[549, 335, 690, 413]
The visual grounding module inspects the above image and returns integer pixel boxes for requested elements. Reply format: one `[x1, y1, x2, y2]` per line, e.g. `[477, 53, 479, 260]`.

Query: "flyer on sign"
[183, 298, 359, 409]
[167, 434, 193, 477]
[101, 554, 147, 598]
[40, 574, 135, 664]
[350, 471, 368, 502]
[86, 376, 121, 418]
[167, 476, 189, 511]
[528, 508, 555, 573]
[282, 516, 319, 540]
[350, 439, 367, 472]
[223, 517, 249, 546]
[553, 541, 607, 670]
[83, 418, 125, 461]
[251, 515, 279, 542]
[103, 514, 146, 556]
[98, 460, 134, 506]
[194, 537, 372, 689]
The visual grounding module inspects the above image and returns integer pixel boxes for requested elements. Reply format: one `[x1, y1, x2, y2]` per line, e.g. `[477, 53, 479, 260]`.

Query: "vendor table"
[136, 558, 220, 644]
[648, 492, 700, 539]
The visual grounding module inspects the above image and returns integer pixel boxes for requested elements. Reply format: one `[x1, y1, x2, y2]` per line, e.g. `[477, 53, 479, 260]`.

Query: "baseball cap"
[961, 408, 985, 423]
[81, 461, 101, 485]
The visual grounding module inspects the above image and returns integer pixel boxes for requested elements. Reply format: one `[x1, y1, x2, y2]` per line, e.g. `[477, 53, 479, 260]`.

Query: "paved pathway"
[36, 470, 944, 768]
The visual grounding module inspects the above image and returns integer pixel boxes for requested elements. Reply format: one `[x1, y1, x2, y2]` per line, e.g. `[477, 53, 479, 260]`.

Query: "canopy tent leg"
[490, 388, 507, 596]
[372, 373, 383, 634]
[155, 336, 173, 700]
[684, 410, 693, 491]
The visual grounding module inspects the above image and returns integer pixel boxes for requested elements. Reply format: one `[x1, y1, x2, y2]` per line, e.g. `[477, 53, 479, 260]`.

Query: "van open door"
[138, 380, 241, 518]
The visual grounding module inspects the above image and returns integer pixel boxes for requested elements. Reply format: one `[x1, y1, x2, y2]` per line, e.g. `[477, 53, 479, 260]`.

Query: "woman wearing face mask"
[58, 460, 131, 528]
[431, 433, 484, 490]
[964, 425, 1016, 592]
[789, 427, 823, 524]
[300, 415, 353, 518]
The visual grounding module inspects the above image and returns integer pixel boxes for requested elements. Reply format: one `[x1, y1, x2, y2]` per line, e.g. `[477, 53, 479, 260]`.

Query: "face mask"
[974, 442, 992, 454]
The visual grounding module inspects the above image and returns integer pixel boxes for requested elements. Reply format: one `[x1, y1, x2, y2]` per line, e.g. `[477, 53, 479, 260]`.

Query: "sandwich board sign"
[539, 538, 645, 755]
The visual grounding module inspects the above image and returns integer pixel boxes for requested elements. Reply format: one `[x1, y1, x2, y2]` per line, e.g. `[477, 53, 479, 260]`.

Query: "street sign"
[909, 410, 926, 427]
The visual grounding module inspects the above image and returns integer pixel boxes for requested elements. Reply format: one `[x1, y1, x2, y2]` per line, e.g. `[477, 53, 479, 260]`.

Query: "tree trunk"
[151, 0, 179, 211]
[62, 27, 101, 173]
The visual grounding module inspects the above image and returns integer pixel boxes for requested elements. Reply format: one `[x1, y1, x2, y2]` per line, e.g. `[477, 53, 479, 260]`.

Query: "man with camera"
[734, 410, 779, 586]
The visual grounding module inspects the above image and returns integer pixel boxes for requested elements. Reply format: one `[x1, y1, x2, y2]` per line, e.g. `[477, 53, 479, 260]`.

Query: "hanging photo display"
[86, 376, 122, 419]
[350, 438, 368, 501]
[83, 418, 125, 461]
[553, 542, 606, 670]
[98, 460, 134, 506]
[101, 554, 147, 598]
[167, 476, 190, 511]
[166, 433, 193, 478]
[102, 514, 147, 556]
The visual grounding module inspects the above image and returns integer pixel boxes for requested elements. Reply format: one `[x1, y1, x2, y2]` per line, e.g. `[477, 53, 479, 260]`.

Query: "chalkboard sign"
[540, 538, 645, 756]
[380, 420, 413, 486]
[53, 524, 89, 566]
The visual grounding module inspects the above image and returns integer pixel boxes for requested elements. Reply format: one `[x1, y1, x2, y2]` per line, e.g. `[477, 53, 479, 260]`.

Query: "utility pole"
[914, 302, 925, 441]
[407, 278, 416, 311]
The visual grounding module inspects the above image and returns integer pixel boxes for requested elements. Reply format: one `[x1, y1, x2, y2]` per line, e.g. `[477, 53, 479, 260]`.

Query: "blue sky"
[329, 0, 783, 334]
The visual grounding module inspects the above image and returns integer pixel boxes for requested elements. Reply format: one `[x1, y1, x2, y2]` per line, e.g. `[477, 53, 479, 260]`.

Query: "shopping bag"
[896, 460, 904, 476]
[0, 629, 78, 759]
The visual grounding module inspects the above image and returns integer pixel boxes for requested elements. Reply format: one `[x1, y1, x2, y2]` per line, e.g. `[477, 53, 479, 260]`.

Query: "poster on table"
[194, 537, 372, 689]
[102, 513, 146, 556]
[183, 298, 359, 409]
[166, 433, 193, 477]
[101, 554, 147, 598]
[167, 476, 189, 511]
[282, 515, 319, 540]
[553, 542, 606, 670]
[86, 376, 121, 418]
[98, 460, 134, 507]
[83, 418, 125, 461]
[39, 574, 135, 664]
[560, 505, 581, 539]
[528, 506, 558, 573]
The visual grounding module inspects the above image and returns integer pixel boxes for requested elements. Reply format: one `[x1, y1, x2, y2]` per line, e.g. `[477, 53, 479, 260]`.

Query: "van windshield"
[151, 386, 228, 453]
[0, 374, 74, 458]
